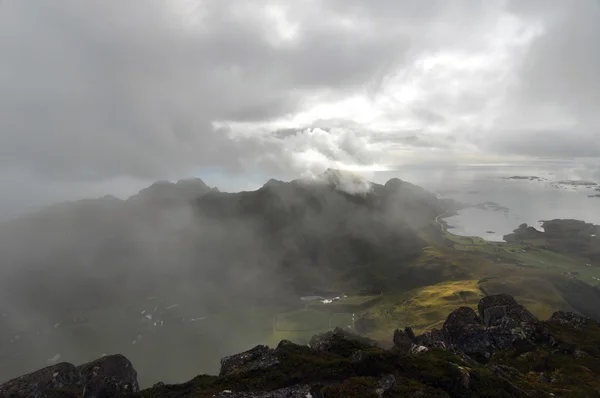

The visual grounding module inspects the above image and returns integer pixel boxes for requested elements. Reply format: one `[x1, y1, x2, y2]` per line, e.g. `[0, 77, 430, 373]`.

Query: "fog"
[0, 173, 446, 386]
[1, 0, 599, 389]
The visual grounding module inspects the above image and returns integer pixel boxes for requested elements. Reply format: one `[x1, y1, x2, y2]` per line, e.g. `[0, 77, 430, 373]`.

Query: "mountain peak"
[129, 178, 216, 204]
[384, 178, 405, 190]
[263, 178, 284, 188]
[175, 178, 210, 188]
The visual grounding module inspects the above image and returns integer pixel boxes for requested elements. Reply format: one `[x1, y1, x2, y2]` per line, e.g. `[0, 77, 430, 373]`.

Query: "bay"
[372, 159, 600, 241]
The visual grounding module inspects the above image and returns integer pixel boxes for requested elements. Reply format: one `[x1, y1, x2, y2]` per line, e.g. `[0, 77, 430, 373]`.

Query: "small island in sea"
[502, 175, 545, 180]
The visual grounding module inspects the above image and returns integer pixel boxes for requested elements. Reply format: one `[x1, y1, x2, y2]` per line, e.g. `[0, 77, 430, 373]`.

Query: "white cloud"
[0, 0, 598, 215]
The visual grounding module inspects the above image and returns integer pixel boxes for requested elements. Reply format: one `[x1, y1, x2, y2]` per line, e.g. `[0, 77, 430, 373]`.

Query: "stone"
[478, 294, 543, 351]
[478, 294, 538, 328]
[0, 354, 139, 398]
[393, 328, 414, 353]
[442, 307, 495, 362]
[77, 354, 139, 397]
[219, 345, 279, 377]
[414, 329, 446, 349]
[0, 362, 81, 398]
[550, 311, 591, 330]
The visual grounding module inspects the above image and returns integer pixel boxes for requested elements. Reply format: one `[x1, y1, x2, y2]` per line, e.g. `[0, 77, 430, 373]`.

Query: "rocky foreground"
[3, 294, 600, 397]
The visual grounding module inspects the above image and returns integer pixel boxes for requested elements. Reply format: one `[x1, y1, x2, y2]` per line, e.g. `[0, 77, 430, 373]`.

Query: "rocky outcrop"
[433, 294, 552, 362]
[140, 294, 600, 396]
[0, 363, 81, 398]
[442, 306, 496, 362]
[0, 355, 138, 398]
[77, 354, 139, 397]
[308, 327, 377, 353]
[480, 294, 544, 351]
[478, 294, 538, 327]
[392, 328, 414, 353]
[550, 310, 590, 330]
[7, 295, 600, 397]
[392, 295, 576, 365]
[414, 328, 446, 349]
[219, 345, 280, 378]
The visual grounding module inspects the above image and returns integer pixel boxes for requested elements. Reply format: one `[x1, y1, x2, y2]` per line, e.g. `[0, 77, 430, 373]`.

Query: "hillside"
[2, 171, 600, 388]
[0, 171, 456, 312]
[3, 295, 600, 397]
[0, 171, 459, 386]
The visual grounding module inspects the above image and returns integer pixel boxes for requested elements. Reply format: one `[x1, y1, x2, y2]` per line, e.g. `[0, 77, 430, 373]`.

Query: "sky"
[1, 0, 599, 217]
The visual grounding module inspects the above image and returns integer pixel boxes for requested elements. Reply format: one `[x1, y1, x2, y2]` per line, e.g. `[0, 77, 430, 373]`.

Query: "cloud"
[0, 0, 599, 216]
[480, 0, 600, 157]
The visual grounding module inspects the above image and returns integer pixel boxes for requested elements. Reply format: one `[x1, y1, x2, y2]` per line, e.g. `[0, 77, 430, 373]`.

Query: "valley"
[1, 172, 599, 388]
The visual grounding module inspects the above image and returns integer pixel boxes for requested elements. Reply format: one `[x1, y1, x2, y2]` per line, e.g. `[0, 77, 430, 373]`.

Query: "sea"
[371, 159, 600, 242]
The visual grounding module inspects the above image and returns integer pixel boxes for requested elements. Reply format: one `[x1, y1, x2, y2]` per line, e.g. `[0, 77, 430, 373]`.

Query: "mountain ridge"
[3, 172, 599, 389]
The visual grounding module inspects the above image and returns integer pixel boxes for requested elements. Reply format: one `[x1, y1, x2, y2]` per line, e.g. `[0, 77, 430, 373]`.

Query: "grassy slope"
[139, 218, 598, 368]
[330, 218, 600, 344]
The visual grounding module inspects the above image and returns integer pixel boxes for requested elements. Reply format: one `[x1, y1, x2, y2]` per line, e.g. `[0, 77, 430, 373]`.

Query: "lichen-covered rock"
[438, 296, 552, 361]
[443, 306, 481, 330]
[414, 329, 445, 349]
[442, 307, 495, 362]
[309, 327, 377, 355]
[77, 354, 139, 397]
[478, 294, 538, 328]
[0, 355, 139, 398]
[478, 294, 545, 351]
[219, 345, 279, 377]
[213, 385, 323, 398]
[0, 362, 81, 398]
[550, 311, 591, 330]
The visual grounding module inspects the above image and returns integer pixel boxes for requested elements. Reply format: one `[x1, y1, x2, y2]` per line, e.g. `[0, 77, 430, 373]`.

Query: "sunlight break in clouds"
[218, 6, 543, 173]
[0, 0, 599, 216]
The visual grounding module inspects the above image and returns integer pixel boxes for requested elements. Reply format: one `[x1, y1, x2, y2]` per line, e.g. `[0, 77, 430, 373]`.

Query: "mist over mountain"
[2, 169, 600, 393]
[0, 171, 464, 384]
[0, 171, 449, 314]
[1, 1, 600, 394]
